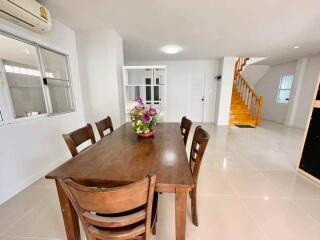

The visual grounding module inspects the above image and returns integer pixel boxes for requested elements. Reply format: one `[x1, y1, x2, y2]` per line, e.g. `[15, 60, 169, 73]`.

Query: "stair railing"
[233, 58, 263, 126]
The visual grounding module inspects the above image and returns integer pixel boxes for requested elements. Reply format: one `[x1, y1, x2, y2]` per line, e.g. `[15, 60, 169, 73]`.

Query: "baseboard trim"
[0, 156, 67, 205]
[297, 168, 320, 185]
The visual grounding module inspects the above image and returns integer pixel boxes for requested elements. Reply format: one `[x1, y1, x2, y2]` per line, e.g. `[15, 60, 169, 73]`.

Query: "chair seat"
[88, 223, 145, 239]
[84, 209, 146, 228]
[94, 192, 158, 229]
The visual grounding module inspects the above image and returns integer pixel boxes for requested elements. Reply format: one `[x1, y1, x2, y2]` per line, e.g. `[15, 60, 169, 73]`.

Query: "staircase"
[229, 58, 263, 127]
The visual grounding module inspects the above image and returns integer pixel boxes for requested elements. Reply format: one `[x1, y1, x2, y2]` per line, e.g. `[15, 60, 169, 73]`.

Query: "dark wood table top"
[46, 122, 194, 191]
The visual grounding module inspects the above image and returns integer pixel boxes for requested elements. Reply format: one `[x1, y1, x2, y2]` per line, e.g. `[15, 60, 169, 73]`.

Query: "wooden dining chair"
[180, 116, 192, 145]
[95, 116, 114, 139]
[189, 126, 210, 226]
[58, 174, 157, 240]
[63, 124, 96, 157]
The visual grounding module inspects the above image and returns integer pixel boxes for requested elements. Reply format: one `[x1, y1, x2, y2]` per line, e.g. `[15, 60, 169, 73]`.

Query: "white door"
[188, 75, 206, 123]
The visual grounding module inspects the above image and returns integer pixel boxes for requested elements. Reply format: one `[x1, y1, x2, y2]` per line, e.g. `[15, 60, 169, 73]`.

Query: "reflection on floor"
[1, 121, 320, 240]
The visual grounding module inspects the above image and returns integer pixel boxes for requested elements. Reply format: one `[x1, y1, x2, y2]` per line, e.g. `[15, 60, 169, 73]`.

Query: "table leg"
[55, 180, 81, 240]
[175, 188, 188, 240]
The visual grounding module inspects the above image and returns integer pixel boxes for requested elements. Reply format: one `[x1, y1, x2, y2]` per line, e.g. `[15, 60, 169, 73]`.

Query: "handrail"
[233, 58, 263, 126]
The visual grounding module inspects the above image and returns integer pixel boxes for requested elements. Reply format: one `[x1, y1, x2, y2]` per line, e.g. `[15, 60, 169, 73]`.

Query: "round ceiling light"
[161, 45, 183, 54]
[293, 46, 300, 49]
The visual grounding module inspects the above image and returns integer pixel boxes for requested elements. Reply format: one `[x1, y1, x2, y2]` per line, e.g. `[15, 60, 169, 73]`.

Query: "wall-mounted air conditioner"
[0, 0, 52, 32]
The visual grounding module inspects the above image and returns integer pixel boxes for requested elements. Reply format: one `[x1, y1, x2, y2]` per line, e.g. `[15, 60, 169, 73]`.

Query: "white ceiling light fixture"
[293, 45, 300, 49]
[161, 45, 183, 54]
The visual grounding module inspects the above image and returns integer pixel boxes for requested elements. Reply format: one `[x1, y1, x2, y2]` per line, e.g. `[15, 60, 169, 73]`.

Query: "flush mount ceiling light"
[161, 45, 183, 54]
[293, 45, 300, 49]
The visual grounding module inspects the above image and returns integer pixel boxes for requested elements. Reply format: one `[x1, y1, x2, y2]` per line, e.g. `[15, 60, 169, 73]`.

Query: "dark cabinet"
[316, 86, 320, 100]
[299, 108, 320, 179]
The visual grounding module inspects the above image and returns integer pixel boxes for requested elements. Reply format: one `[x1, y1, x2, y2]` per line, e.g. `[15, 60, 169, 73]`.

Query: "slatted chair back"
[58, 175, 156, 240]
[189, 126, 209, 226]
[95, 116, 114, 139]
[180, 116, 192, 145]
[189, 126, 209, 185]
[63, 124, 96, 157]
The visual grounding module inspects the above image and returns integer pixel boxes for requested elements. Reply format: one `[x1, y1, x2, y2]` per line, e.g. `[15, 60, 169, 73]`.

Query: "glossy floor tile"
[1, 120, 320, 240]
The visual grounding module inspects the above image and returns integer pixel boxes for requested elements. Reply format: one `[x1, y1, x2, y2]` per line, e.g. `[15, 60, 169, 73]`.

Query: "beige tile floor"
[1, 121, 320, 240]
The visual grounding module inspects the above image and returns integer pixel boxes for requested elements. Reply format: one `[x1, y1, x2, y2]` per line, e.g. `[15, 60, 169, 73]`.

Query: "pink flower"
[148, 108, 157, 116]
[136, 97, 144, 107]
[130, 108, 137, 114]
[142, 114, 151, 123]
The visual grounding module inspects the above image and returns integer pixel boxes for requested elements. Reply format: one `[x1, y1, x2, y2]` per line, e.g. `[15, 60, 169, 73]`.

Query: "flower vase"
[137, 130, 154, 138]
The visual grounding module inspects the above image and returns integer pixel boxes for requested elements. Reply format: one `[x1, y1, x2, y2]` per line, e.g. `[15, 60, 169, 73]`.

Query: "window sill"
[48, 110, 75, 117]
[0, 110, 75, 127]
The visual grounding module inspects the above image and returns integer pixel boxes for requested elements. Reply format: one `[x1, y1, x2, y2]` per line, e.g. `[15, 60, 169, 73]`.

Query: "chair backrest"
[63, 124, 96, 157]
[95, 116, 114, 139]
[58, 175, 156, 240]
[189, 126, 209, 185]
[180, 116, 192, 145]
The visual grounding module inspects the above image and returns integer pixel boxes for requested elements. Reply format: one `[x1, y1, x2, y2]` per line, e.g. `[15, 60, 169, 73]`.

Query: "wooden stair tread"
[230, 87, 257, 126]
[231, 58, 263, 127]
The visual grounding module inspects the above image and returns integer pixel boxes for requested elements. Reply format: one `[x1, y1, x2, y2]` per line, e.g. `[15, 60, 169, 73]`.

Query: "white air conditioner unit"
[0, 0, 52, 32]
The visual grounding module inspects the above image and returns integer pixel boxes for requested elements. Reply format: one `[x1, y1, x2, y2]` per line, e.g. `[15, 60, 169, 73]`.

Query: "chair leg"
[152, 214, 157, 235]
[191, 190, 198, 226]
[151, 192, 158, 235]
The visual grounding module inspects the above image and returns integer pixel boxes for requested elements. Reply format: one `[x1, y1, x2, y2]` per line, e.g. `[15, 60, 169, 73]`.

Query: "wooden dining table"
[46, 122, 194, 240]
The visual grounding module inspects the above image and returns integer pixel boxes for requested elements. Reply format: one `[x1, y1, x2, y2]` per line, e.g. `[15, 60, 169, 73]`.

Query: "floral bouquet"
[129, 97, 158, 137]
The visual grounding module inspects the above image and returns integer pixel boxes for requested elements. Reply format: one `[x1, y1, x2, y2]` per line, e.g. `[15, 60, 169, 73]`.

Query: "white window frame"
[0, 30, 76, 126]
[276, 74, 294, 104]
[38, 46, 75, 116]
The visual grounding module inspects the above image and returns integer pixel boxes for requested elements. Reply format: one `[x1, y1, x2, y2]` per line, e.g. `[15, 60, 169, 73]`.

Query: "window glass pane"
[40, 47, 69, 80]
[278, 89, 291, 103]
[127, 68, 152, 85]
[0, 34, 47, 118]
[47, 79, 73, 113]
[126, 86, 145, 101]
[40, 47, 74, 113]
[280, 75, 294, 89]
[154, 68, 165, 85]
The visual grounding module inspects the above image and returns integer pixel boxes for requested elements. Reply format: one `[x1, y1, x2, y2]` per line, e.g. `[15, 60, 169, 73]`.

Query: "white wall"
[126, 60, 219, 122]
[254, 61, 297, 124]
[215, 57, 237, 125]
[214, 59, 223, 123]
[0, 18, 86, 204]
[242, 65, 270, 88]
[76, 29, 124, 129]
[253, 55, 320, 128]
[289, 55, 320, 128]
[285, 58, 308, 127]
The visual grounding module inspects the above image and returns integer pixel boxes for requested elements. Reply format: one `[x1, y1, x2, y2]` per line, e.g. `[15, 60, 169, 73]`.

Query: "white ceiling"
[40, 0, 320, 64]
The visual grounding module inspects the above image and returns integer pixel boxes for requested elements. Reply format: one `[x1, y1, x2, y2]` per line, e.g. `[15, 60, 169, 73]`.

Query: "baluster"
[255, 98, 259, 123]
[242, 84, 245, 103]
[249, 95, 253, 117]
[247, 86, 250, 106]
[254, 96, 257, 119]
[247, 87, 250, 107]
[246, 86, 249, 106]
[241, 79, 244, 98]
[248, 92, 252, 116]
[236, 75, 239, 91]
[244, 85, 249, 105]
[256, 97, 263, 126]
